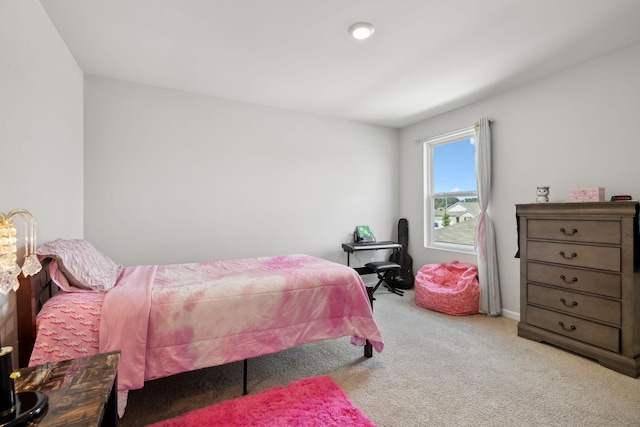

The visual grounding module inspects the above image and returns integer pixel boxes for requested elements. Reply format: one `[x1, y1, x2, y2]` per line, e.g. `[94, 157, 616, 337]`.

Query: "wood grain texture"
[14, 351, 120, 427]
[517, 201, 640, 377]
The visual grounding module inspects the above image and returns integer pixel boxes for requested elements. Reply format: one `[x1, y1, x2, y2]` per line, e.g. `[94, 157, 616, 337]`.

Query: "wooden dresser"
[516, 202, 640, 377]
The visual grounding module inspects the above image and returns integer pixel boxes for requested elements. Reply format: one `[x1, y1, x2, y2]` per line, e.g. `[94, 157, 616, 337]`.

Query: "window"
[423, 127, 477, 252]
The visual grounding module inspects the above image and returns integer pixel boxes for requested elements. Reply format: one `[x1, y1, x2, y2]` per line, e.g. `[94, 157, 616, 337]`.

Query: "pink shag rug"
[149, 375, 376, 427]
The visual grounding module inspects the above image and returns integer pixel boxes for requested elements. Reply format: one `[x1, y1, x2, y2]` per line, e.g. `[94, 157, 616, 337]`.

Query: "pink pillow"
[37, 239, 123, 292]
[46, 259, 85, 292]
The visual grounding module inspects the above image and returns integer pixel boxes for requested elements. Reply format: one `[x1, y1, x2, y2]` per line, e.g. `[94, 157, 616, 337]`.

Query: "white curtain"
[474, 117, 501, 315]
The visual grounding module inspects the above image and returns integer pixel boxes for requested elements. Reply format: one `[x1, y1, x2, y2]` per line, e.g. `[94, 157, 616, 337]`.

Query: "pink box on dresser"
[569, 187, 605, 202]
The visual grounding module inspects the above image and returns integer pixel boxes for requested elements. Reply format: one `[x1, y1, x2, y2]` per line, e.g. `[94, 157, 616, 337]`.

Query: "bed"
[16, 239, 384, 416]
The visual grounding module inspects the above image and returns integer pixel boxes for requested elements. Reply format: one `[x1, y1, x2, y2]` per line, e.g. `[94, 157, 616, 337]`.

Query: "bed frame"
[16, 259, 58, 368]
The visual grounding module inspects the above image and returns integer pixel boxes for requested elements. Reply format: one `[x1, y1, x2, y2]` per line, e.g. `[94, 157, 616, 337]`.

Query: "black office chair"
[365, 260, 404, 297]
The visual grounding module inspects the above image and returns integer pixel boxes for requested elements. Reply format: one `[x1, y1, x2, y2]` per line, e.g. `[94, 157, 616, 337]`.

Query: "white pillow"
[37, 239, 123, 292]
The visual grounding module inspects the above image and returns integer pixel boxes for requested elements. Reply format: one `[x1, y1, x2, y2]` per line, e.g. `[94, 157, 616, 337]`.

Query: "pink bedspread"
[31, 254, 383, 396]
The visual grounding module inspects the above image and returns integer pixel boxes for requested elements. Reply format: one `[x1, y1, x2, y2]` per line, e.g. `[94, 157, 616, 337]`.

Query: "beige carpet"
[119, 289, 640, 426]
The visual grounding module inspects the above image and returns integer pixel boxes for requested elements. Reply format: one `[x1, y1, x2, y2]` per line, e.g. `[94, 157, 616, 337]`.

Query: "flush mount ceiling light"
[349, 22, 375, 40]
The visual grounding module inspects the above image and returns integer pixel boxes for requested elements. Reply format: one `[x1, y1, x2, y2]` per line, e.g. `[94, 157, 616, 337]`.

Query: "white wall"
[84, 76, 399, 267]
[0, 0, 83, 359]
[399, 42, 640, 319]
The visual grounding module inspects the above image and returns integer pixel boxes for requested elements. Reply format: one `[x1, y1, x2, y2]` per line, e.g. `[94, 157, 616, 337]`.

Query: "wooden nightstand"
[12, 351, 120, 426]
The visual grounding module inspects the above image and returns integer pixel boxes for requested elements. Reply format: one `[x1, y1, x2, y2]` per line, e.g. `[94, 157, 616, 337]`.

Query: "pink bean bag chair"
[415, 262, 479, 315]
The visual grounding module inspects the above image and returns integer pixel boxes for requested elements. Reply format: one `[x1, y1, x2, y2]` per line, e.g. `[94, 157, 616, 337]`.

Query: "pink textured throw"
[149, 376, 376, 427]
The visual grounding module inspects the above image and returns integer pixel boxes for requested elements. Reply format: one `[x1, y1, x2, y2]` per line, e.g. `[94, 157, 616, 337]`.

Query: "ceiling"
[40, 0, 640, 128]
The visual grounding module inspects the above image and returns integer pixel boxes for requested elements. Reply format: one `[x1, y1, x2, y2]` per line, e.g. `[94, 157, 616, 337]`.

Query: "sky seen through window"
[433, 137, 476, 194]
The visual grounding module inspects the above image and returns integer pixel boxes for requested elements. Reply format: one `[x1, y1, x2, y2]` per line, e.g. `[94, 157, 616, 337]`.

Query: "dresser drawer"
[527, 219, 620, 244]
[528, 284, 621, 325]
[527, 305, 619, 352]
[527, 241, 620, 271]
[526, 262, 621, 298]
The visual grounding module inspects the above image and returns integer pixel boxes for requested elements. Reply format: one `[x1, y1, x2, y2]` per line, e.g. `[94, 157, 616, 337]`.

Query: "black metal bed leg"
[364, 340, 372, 358]
[243, 359, 248, 395]
[364, 286, 374, 358]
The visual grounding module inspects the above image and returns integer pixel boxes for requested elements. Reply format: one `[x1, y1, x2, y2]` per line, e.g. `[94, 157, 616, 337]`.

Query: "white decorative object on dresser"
[516, 202, 640, 377]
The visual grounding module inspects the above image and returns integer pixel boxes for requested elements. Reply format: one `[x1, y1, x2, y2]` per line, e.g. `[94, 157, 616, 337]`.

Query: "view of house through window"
[423, 127, 477, 251]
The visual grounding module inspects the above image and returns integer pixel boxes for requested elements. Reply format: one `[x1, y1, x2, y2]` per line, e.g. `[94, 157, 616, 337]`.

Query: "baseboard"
[501, 308, 519, 321]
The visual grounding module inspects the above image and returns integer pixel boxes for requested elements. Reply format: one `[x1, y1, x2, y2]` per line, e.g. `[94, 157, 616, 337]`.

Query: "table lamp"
[0, 209, 47, 424]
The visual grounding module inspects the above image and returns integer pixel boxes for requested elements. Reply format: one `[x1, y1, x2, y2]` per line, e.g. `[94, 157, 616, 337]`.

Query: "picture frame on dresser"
[516, 201, 640, 378]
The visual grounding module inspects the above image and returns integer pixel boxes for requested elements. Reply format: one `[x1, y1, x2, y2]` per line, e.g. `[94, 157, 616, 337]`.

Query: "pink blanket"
[99, 265, 158, 390]
[38, 255, 383, 397]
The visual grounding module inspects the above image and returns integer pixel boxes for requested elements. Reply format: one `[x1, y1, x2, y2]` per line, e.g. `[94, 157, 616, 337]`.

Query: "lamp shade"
[0, 210, 42, 294]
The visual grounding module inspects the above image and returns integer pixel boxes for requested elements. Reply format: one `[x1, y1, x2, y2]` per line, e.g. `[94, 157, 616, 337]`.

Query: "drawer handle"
[559, 275, 578, 284]
[559, 251, 577, 260]
[558, 321, 576, 332]
[559, 228, 578, 236]
[559, 298, 578, 308]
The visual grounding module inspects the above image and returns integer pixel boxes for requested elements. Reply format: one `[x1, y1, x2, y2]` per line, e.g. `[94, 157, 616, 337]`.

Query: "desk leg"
[366, 286, 375, 309]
